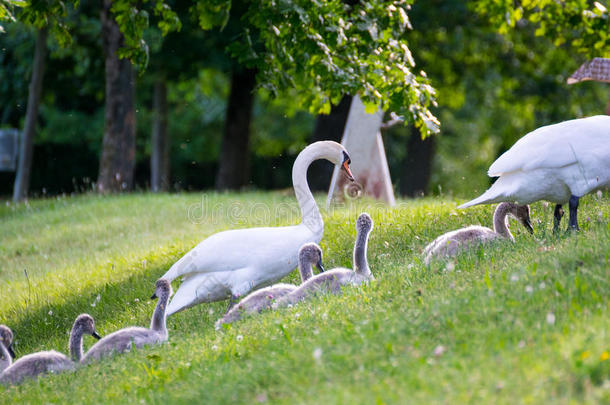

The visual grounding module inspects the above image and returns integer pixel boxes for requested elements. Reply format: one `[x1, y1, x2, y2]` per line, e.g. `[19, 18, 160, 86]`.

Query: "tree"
[8, 0, 72, 201]
[150, 75, 169, 191]
[473, 0, 610, 58]
[96, 0, 180, 192]
[97, 0, 136, 192]
[215, 67, 257, 190]
[193, 0, 440, 137]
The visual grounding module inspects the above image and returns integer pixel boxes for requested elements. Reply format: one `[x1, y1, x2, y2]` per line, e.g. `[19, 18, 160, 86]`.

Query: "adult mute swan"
[163, 141, 354, 315]
[81, 279, 171, 363]
[0, 325, 15, 373]
[0, 314, 100, 385]
[214, 241, 323, 328]
[423, 203, 533, 265]
[275, 213, 374, 307]
[459, 115, 610, 231]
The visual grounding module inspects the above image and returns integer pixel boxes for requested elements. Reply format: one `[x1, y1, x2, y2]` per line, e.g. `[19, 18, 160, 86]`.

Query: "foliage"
[399, 0, 608, 197]
[474, 0, 610, 57]
[230, 0, 439, 136]
[0, 0, 22, 33]
[0, 193, 608, 402]
[110, 0, 181, 69]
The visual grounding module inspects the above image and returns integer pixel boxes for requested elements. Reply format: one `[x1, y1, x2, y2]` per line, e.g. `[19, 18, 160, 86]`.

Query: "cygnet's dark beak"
[151, 292, 158, 300]
[316, 260, 325, 273]
[524, 219, 534, 234]
[341, 151, 355, 182]
[92, 331, 102, 340]
[8, 344, 15, 359]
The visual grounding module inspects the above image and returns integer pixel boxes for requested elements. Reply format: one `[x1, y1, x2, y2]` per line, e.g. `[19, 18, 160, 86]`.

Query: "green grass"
[0, 191, 608, 404]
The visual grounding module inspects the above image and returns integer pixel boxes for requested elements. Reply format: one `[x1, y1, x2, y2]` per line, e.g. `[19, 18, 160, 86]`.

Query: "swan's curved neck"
[298, 257, 314, 282]
[69, 327, 85, 362]
[493, 203, 514, 240]
[353, 228, 371, 276]
[292, 145, 324, 236]
[150, 288, 170, 336]
[0, 342, 11, 372]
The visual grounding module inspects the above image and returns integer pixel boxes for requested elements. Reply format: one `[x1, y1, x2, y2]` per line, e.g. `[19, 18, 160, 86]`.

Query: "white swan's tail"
[457, 188, 501, 209]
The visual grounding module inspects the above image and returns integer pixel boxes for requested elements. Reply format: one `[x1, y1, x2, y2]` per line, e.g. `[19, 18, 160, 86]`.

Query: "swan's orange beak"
[340, 151, 355, 181]
[342, 160, 354, 181]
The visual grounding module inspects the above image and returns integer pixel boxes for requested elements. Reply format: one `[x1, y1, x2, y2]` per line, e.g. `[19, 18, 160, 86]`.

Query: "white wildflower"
[236, 335, 243, 342]
[546, 312, 556, 325]
[313, 347, 323, 361]
[525, 285, 533, 294]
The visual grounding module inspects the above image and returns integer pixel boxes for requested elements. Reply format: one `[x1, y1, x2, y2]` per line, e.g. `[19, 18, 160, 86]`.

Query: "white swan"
[163, 141, 354, 315]
[0, 314, 100, 386]
[423, 202, 533, 265]
[459, 115, 610, 231]
[0, 325, 15, 373]
[214, 243, 323, 328]
[81, 279, 171, 363]
[275, 213, 374, 307]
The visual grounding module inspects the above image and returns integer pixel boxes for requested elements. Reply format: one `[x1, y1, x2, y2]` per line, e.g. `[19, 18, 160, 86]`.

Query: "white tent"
[327, 96, 396, 207]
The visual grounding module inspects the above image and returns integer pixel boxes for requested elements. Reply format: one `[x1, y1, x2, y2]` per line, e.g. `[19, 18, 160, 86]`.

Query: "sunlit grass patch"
[0, 191, 608, 403]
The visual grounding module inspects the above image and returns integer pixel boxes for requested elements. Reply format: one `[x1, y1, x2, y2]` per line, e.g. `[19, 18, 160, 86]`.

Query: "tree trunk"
[97, 0, 136, 193]
[215, 68, 257, 191]
[400, 125, 435, 197]
[12, 27, 47, 202]
[307, 95, 352, 191]
[151, 77, 170, 192]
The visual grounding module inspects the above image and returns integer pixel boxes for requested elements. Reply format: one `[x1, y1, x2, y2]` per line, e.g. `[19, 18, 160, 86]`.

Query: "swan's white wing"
[488, 115, 610, 176]
[163, 224, 320, 281]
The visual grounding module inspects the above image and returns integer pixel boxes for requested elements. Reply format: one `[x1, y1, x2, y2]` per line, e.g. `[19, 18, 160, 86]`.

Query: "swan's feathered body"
[214, 284, 296, 328]
[459, 116, 610, 229]
[276, 268, 369, 306]
[0, 351, 74, 385]
[0, 314, 99, 385]
[214, 234, 323, 327]
[163, 141, 354, 315]
[81, 327, 165, 363]
[424, 203, 532, 264]
[82, 279, 171, 363]
[276, 213, 374, 307]
[166, 224, 319, 314]
[423, 225, 499, 264]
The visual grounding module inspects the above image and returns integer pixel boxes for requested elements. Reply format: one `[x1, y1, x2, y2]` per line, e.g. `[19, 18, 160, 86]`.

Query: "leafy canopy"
[197, 0, 440, 136]
[246, 0, 439, 135]
[474, 0, 610, 58]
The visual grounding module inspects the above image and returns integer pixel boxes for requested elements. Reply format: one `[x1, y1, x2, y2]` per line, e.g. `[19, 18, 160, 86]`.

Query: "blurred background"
[0, 0, 607, 200]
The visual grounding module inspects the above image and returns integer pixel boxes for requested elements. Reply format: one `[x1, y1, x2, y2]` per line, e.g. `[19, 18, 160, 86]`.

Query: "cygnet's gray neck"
[150, 289, 170, 335]
[298, 256, 314, 282]
[69, 326, 85, 362]
[353, 227, 371, 276]
[493, 203, 514, 240]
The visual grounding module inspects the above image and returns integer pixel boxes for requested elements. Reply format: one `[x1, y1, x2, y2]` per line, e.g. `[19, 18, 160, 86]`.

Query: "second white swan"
[163, 141, 354, 315]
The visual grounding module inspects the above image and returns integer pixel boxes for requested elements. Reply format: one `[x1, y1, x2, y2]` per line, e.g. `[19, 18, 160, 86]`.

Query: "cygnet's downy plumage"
[81, 279, 172, 363]
[215, 241, 324, 328]
[423, 202, 533, 265]
[275, 213, 374, 307]
[0, 314, 100, 386]
[0, 325, 15, 373]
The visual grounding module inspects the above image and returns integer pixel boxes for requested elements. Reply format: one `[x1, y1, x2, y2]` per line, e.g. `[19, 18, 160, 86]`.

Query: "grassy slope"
[0, 192, 608, 404]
